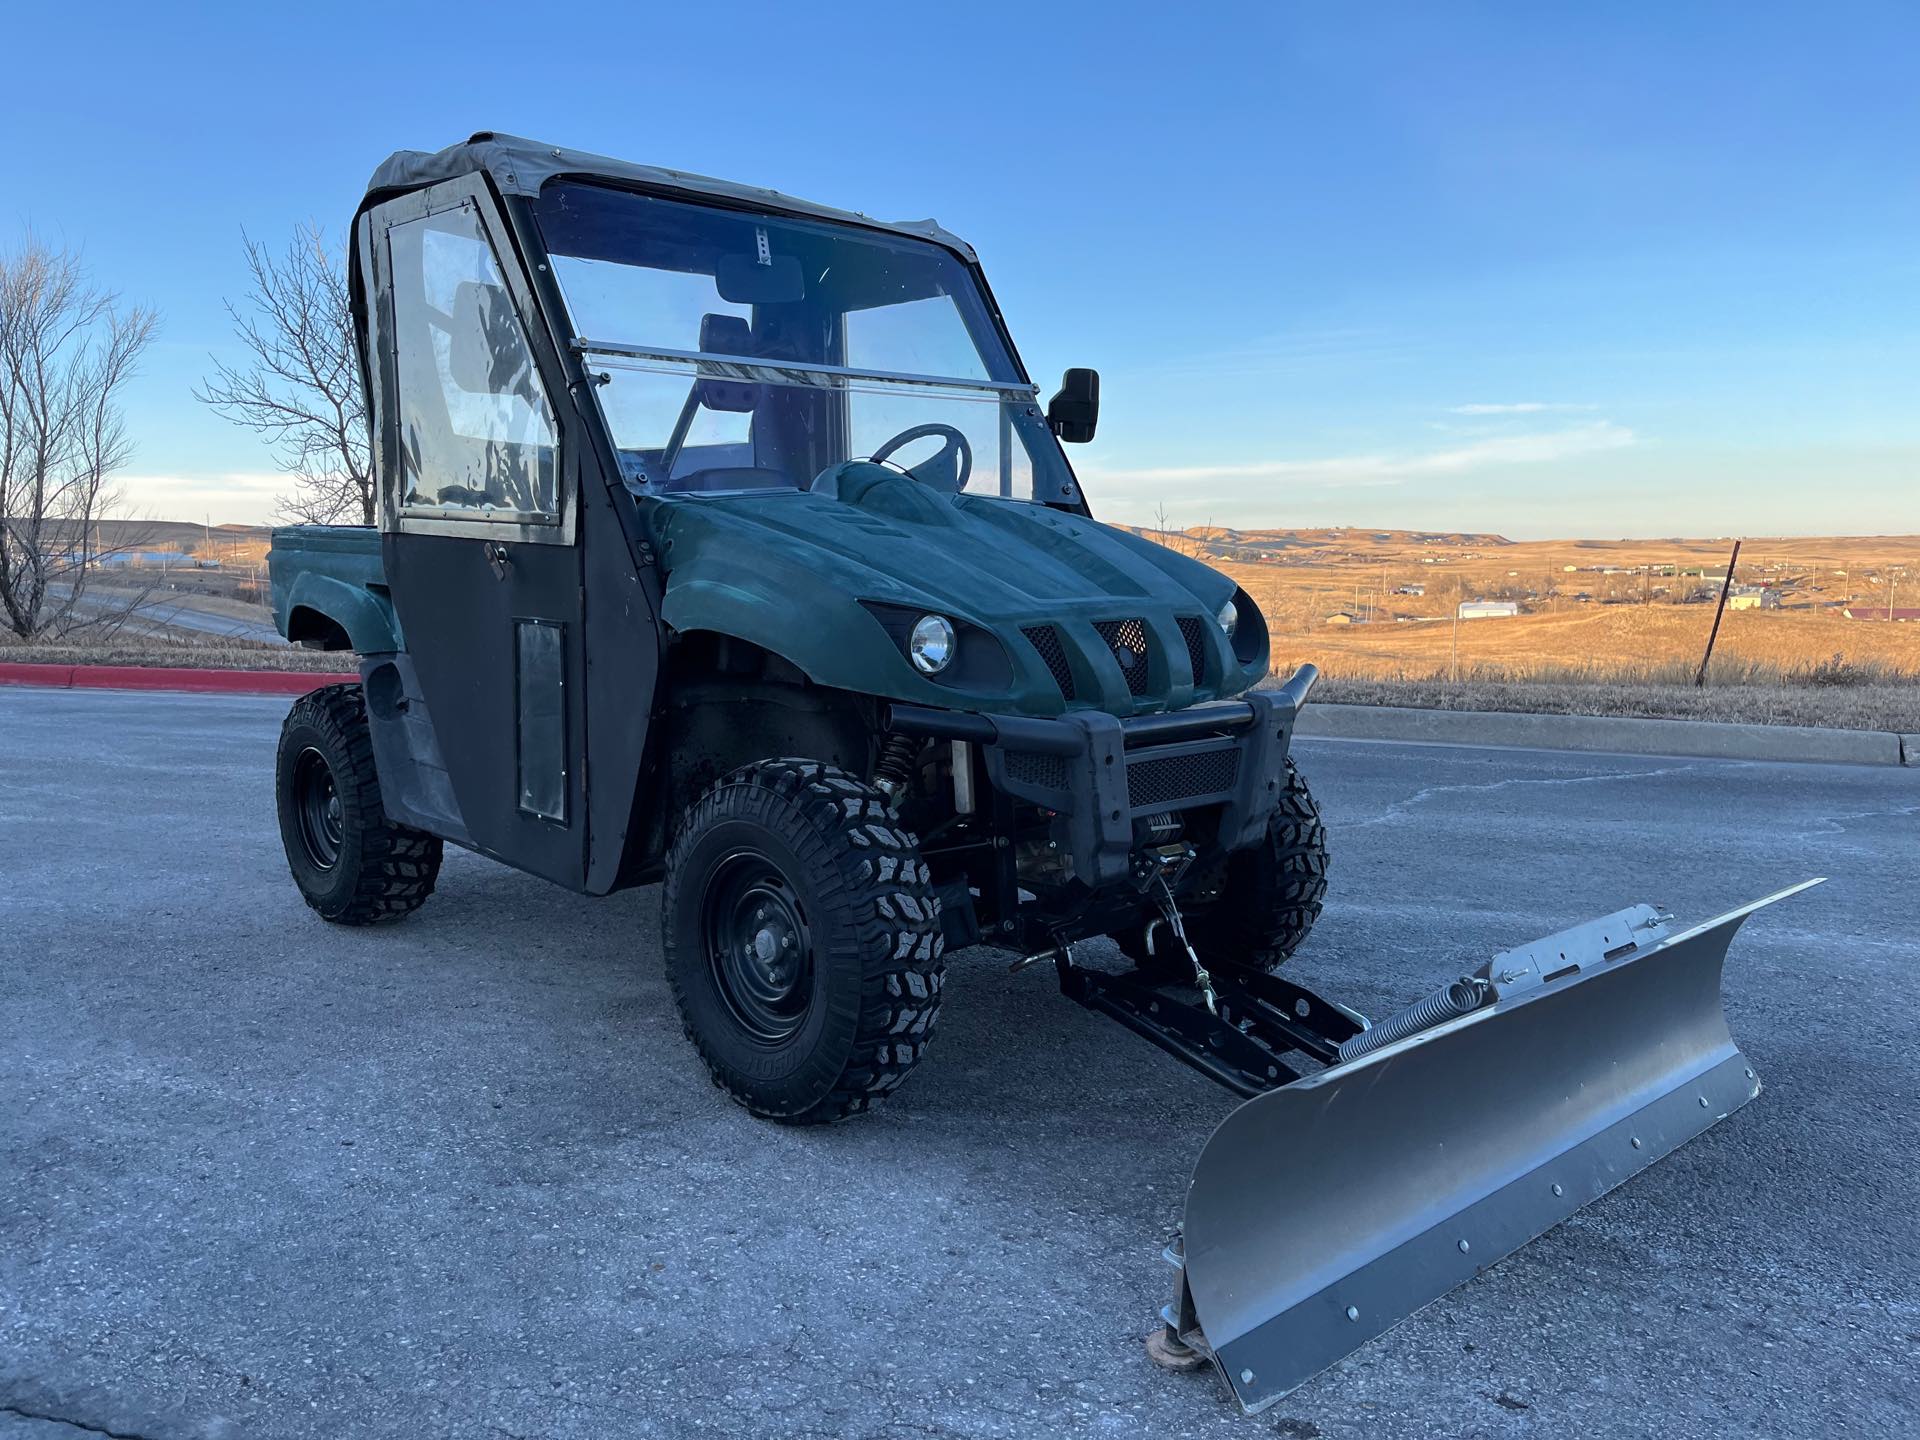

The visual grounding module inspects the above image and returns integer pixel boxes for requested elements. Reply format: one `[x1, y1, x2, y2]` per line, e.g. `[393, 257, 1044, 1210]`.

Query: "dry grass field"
[0, 637, 348, 672]
[1134, 526, 1920, 685]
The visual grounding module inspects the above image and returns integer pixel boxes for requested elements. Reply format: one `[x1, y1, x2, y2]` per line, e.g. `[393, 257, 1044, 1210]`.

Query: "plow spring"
[1062, 879, 1822, 1412]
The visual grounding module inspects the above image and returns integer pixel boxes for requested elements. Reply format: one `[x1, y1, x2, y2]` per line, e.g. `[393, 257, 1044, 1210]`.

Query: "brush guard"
[1059, 879, 1821, 1412]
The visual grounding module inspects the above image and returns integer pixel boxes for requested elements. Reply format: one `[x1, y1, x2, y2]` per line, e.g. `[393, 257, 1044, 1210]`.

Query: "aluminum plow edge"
[1177, 880, 1821, 1413]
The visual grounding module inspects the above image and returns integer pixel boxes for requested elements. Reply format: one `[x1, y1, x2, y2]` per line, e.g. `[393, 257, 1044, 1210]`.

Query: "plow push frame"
[1048, 877, 1822, 1412]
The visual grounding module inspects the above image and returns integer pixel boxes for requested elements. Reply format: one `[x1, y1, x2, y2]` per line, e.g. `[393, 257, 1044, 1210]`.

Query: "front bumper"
[890, 665, 1316, 889]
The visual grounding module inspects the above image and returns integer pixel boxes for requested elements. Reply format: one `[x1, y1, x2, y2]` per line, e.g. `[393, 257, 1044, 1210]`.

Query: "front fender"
[659, 558, 1047, 711]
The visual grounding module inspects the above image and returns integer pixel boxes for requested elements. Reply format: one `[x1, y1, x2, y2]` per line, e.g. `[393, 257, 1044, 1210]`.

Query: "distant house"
[1458, 600, 1520, 620]
[1394, 584, 1425, 596]
[1323, 611, 1359, 626]
[1843, 606, 1920, 621]
[1727, 586, 1780, 611]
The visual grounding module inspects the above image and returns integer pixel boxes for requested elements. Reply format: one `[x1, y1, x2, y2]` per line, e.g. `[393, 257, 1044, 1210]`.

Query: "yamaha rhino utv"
[267, 134, 1814, 1411]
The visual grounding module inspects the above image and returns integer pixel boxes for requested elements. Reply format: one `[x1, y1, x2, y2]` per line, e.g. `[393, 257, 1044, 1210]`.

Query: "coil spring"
[1336, 978, 1487, 1063]
[874, 732, 917, 795]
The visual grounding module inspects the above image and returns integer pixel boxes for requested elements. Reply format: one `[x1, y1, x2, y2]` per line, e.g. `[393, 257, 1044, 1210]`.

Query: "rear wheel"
[1115, 756, 1328, 980]
[662, 759, 945, 1124]
[275, 684, 443, 924]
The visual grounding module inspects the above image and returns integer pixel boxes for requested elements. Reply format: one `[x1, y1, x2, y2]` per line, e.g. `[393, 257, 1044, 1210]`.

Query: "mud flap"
[1178, 880, 1820, 1412]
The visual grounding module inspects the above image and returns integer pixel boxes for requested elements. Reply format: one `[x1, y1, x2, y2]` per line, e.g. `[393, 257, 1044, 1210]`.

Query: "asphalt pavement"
[2, 689, 1916, 1439]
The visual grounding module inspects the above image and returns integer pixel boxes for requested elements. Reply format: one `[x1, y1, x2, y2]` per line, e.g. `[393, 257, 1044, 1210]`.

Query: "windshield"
[533, 184, 1075, 504]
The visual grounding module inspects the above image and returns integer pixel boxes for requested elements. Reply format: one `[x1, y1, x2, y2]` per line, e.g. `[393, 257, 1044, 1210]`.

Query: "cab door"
[366, 177, 587, 888]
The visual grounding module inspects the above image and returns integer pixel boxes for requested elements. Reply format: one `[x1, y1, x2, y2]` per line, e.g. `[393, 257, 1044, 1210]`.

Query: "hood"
[652, 465, 1268, 717]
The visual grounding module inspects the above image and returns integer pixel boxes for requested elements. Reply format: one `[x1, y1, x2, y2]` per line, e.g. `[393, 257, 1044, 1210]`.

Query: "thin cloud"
[1450, 401, 1598, 415]
[1086, 421, 1636, 490]
[117, 472, 288, 525]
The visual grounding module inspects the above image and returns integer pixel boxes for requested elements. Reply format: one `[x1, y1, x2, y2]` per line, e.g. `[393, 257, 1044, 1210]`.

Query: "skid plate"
[1180, 880, 1819, 1412]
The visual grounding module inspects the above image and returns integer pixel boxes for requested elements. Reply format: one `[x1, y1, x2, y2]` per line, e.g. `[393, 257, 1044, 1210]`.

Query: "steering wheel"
[867, 423, 972, 493]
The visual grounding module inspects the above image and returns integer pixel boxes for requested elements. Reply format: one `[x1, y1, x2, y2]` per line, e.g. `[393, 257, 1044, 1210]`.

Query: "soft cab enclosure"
[285, 132, 1278, 903]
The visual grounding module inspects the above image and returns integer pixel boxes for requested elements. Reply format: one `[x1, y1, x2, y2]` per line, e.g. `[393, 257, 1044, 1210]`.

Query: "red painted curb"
[0, 661, 357, 697]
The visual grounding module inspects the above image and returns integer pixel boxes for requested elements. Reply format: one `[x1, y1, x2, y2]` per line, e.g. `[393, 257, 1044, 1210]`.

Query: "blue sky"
[5, 1, 1915, 538]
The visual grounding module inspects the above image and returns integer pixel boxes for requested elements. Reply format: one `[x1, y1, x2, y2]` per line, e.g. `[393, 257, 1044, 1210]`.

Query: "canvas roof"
[363, 132, 977, 262]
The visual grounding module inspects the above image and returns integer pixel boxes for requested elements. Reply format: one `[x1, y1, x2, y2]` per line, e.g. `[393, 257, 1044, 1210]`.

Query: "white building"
[1458, 600, 1520, 620]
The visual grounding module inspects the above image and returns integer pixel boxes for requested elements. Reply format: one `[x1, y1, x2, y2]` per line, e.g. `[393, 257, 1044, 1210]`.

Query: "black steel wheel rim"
[293, 746, 345, 871]
[701, 849, 814, 1044]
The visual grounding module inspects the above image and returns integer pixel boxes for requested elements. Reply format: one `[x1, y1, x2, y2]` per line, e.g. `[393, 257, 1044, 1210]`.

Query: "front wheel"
[662, 760, 945, 1124]
[1115, 756, 1329, 980]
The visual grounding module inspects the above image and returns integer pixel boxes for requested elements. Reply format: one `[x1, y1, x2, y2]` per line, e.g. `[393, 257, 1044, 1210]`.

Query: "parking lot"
[3, 687, 1916, 1439]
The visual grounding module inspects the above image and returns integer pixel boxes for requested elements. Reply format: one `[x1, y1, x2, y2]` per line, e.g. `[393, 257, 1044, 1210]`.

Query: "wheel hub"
[703, 854, 813, 1044]
[292, 747, 345, 872]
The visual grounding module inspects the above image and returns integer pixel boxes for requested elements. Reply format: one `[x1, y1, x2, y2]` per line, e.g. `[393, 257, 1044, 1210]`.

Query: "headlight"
[1217, 597, 1240, 638]
[908, 614, 956, 674]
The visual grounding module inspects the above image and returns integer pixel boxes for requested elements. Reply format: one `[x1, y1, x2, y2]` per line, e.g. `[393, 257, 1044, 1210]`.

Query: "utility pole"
[1694, 539, 1743, 687]
[1450, 579, 1462, 683]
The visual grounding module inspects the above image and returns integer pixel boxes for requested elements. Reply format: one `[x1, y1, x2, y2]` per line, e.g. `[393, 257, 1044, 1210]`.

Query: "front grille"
[1094, 618, 1152, 696]
[1176, 615, 1210, 687]
[1022, 624, 1077, 700]
[1127, 747, 1240, 810]
[1005, 749, 1069, 792]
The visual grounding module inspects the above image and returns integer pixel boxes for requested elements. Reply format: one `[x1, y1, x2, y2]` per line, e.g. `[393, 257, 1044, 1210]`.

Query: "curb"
[1295, 703, 1913, 767]
[0, 661, 356, 698]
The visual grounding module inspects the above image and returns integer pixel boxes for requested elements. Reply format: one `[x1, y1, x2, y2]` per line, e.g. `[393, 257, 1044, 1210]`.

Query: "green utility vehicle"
[267, 134, 1810, 1411]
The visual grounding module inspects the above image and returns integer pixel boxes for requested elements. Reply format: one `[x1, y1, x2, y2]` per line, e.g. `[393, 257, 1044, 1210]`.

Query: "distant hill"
[90, 519, 270, 549]
[1120, 524, 1515, 563]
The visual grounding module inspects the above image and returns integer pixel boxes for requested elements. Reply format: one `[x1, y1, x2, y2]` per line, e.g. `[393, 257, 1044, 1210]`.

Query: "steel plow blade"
[1178, 880, 1821, 1413]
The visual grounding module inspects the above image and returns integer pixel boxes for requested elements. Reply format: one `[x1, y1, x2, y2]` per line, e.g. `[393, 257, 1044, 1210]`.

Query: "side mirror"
[1047, 368, 1099, 443]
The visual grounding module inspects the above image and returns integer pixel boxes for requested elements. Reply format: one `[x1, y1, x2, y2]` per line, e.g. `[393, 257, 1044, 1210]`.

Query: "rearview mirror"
[1047, 368, 1099, 443]
[716, 252, 805, 305]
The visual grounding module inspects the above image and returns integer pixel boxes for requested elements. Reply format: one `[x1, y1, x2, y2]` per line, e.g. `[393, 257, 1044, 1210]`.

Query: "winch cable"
[1149, 875, 1219, 1016]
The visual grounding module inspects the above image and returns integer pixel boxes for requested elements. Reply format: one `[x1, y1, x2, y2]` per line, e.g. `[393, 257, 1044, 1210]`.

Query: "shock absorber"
[873, 732, 917, 805]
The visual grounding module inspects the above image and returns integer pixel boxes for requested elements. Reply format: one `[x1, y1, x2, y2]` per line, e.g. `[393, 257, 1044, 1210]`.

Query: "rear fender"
[281, 571, 401, 654]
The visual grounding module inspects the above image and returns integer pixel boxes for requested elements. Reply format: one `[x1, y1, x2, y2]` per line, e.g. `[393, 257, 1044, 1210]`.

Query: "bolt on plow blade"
[1177, 880, 1821, 1413]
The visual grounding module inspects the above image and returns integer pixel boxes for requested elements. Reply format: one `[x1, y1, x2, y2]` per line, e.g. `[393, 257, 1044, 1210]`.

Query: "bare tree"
[0, 236, 157, 639]
[197, 224, 370, 525]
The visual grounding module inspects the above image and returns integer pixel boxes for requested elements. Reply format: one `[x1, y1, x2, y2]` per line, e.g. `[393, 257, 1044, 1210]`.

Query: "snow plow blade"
[1173, 880, 1820, 1413]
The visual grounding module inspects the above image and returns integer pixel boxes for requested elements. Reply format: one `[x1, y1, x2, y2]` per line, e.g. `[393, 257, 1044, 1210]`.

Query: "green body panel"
[653, 465, 1264, 717]
[267, 525, 401, 654]
[267, 470, 1266, 718]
